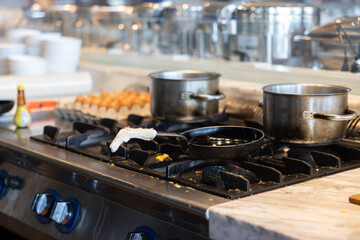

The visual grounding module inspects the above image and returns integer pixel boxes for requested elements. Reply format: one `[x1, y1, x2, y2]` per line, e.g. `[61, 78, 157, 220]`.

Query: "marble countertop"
[207, 168, 360, 240]
[78, 50, 360, 239]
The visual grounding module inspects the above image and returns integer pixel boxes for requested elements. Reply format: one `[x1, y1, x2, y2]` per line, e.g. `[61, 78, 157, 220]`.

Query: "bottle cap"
[18, 84, 24, 91]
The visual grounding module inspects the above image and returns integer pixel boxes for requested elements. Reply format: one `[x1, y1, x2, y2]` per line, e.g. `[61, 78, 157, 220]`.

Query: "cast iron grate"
[30, 118, 360, 199]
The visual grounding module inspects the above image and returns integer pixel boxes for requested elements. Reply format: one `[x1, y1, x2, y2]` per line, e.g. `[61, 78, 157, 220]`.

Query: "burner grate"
[30, 118, 360, 199]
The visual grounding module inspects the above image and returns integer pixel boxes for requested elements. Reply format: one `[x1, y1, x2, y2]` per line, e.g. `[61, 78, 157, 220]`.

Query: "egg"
[75, 95, 85, 104]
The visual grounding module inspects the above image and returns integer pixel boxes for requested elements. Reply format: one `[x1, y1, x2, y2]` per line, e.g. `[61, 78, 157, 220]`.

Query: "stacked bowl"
[8, 28, 41, 43]
[7, 55, 47, 75]
[26, 32, 62, 56]
[0, 43, 26, 74]
[41, 37, 82, 73]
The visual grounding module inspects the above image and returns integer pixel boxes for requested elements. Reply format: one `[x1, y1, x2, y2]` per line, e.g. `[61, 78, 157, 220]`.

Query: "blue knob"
[0, 170, 24, 200]
[0, 170, 8, 200]
[51, 197, 81, 233]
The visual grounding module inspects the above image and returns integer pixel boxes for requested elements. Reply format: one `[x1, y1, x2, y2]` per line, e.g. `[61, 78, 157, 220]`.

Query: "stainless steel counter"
[0, 111, 228, 239]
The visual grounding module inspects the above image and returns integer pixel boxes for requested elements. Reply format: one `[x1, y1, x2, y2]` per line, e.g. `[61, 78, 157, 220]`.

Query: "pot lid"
[148, 70, 221, 81]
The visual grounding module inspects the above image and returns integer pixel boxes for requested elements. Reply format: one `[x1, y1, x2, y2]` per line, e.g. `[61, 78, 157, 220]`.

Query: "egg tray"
[54, 102, 151, 124]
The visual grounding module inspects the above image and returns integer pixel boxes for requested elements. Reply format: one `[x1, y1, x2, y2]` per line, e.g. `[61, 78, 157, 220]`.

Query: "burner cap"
[201, 166, 229, 186]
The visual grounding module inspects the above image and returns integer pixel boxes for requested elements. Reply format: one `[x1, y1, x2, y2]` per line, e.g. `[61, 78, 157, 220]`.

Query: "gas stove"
[30, 114, 360, 199]
[1, 112, 360, 240]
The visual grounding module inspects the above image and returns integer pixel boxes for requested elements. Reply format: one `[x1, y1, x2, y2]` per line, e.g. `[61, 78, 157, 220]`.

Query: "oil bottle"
[14, 84, 31, 128]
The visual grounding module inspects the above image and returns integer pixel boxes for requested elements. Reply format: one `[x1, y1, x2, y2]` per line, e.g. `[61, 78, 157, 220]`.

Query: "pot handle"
[303, 108, 357, 121]
[181, 92, 225, 101]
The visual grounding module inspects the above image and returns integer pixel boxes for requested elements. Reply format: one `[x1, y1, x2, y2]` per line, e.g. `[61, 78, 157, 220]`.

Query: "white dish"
[7, 54, 47, 75]
[8, 28, 41, 43]
[41, 36, 82, 74]
[26, 32, 61, 56]
[0, 43, 26, 59]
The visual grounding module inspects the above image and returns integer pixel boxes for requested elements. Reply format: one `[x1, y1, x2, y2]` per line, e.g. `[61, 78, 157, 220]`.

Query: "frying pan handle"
[181, 92, 225, 101]
[156, 132, 190, 152]
[303, 108, 357, 121]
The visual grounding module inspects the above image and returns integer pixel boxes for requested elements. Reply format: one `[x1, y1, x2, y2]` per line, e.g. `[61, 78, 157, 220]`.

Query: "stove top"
[30, 115, 360, 199]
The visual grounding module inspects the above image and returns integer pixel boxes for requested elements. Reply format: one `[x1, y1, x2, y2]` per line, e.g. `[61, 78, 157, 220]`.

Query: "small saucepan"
[157, 126, 265, 159]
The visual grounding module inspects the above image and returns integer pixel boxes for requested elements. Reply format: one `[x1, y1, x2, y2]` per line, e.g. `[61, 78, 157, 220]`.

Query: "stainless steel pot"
[218, 2, 320, 65]
[149, 70, 225, 123]
[262, 83, 356, 145]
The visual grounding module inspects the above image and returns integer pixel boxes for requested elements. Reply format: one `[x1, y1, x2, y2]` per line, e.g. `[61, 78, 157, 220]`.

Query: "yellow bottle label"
[14, 105, 31, 128]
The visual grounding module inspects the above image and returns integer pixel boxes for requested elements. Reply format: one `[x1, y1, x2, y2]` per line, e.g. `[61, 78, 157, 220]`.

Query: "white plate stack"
[41, 37, 82, 73]
[8, 28, 41, 44]
[26, 32, 61, 56]
[0, 43, 26, 74]
[7, 55, 47, 76]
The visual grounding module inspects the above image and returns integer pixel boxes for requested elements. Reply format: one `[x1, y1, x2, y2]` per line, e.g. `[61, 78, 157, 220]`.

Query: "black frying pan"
[157, 126, 265, 160]
[0, 100, 15, 115]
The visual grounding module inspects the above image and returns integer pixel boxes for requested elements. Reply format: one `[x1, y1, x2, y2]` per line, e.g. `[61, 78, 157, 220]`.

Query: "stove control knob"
[31, 189, 59, 224]
[126, 226, 157, 240]
[127, 232, 146, 240]
[51, 202, 72, 225]
[32, 193, 52, 216]
[51, 198, 81, 234]
[0, 170, 24, 200]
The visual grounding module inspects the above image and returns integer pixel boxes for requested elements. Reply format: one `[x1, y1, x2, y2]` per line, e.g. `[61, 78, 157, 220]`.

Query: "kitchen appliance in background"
[89, 5, 136, 49]
[196, 1, 229, 59]
[296, 16, 360, 72]
[147, 0, 204, 56]
[39, 5, 78, 36]
[17, 1, 323, 68]
[218, 2, 320, 66]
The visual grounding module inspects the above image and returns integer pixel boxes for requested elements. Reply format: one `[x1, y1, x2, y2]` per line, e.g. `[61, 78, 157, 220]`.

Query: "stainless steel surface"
[224, 96, 263, 125]
[183, 92, 225, 101]
[50, 202, 72, 225]
[218, 2, 320, 65]
[43, 5, 78, 36]
[0, 161, 211, 239]
[347, 115, 360, 138]
[262, 83, 356, 145]
[149, 70, 225, 123]
[300, 16, 360, 71]
[90, 6, 136, 48]
[197, 1, 229, 59]
[307, 16, 360, 39]
[149, 1, 203, 55]
[303, 108, 356, 121]
[0, 111, 226, 239]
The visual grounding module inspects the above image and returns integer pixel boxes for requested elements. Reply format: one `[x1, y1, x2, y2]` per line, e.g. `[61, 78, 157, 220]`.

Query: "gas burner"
[30, 117, 360, 199]
[201, 166, 228, 188]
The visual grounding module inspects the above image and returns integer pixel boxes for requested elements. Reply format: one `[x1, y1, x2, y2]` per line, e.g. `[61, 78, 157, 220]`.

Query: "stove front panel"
[0, 161, 208, 240]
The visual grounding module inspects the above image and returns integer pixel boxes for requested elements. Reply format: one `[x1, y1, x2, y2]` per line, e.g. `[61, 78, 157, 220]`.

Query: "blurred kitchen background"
[0, 0, 359, 72]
